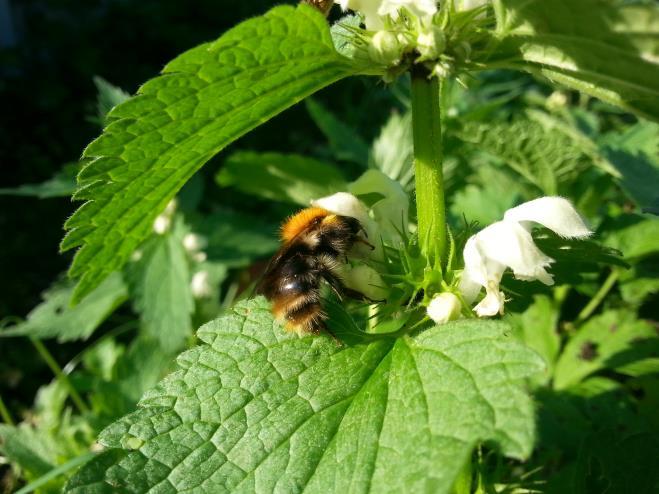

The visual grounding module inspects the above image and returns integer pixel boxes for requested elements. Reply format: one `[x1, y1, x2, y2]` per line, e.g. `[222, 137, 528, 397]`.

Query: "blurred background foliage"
[0, 0, 658, 493]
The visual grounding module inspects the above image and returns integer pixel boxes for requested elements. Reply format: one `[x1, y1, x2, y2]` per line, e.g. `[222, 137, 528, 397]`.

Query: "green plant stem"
[576, 269, 620, 323]
[0, 392, 15, 425]
[452, 456, 473, 494]
[30, 338, 90, 415]
[411, 67, 446, 266]
[14, 451, 97, 494]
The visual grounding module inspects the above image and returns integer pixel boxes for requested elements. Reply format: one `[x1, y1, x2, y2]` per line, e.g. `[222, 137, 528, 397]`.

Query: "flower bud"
[183, 233, 207, 253]
[416, 26, 445, 60]
[368, 30, 404, 65]
[191, 271, 212, 298]
[427, 292, 462, 324]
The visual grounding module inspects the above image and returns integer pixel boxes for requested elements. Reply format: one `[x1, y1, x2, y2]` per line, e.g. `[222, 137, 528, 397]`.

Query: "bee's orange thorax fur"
[280, 207, 330, 242]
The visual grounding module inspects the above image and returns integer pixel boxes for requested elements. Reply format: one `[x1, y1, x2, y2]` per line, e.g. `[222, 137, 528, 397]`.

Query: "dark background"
[0, 0, 394, 417]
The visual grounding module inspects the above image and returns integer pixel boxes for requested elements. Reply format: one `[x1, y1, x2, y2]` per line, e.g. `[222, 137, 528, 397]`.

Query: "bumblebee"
[258, 207, 373, 334]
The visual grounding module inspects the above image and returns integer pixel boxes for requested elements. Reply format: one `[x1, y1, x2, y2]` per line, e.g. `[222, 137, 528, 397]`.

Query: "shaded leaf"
[126, 227, 194, 352]
[217, 151, 347, 206]
[0, 164, 78, 199]
[0, 273, 127, 342]
[553, 310, 659, 389]
[306, 98, 370, 166]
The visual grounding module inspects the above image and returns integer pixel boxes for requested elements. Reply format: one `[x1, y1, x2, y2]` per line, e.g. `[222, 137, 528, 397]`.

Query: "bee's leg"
[321, 270, 382, 303]
[355, 237, 375, 251]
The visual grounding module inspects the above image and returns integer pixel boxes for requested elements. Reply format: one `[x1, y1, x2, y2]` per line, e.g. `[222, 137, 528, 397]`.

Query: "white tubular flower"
[427, 292, 462, 324]
[416, 25, 445, 60]
[153, 215, 171, 235]
[459, 197, 591, 317]
[191, 271, 212, 299]
[183, 233, 207, 253]
[378, 0, 437, 21]
[455, 0, 488, 10]
[336, 0, 384, 29]
[338, 264, 389, 301]
[348, 169, 409, 247]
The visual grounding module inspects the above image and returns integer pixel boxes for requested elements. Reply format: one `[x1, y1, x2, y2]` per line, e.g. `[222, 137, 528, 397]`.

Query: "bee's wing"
[255, 236, 301, 296]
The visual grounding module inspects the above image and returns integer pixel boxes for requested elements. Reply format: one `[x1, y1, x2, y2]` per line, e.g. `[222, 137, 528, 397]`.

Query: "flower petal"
[474, 220, 555, 285]
[348, 169, 408, 246]
[474, 281, 505, 317]
[503, 196, 591, 239]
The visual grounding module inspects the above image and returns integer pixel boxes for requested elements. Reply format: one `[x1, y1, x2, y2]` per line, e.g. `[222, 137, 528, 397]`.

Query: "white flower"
[459, 197, 591, 317]
[427, 292, 462, 324]
[153, 215, 171, 235]
[416, 25, 445, 60]
[378, 0, 437, 21]
[348, 169, 408, 247]
[183, 233, 207, 253]
[454, 0, 489, 10]
[191, 271, 212, 298]
[338, 264, 389, 301]
[335, 0, 436, 29]
[336, 0, 384, 29]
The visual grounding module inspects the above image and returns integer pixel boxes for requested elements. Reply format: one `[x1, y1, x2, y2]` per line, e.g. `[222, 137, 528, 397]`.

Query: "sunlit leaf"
[65, 297, 543, 494]
[61, 5, 359, 303]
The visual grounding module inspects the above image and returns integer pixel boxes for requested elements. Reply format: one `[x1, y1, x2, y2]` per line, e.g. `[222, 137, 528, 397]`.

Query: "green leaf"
[507, 295, 560, 386]
[599, 121, 659, 208]
[91, 76, 131, 126]
[371, 110, 415, 191]
[457, 118, 593, 195]
[65, 298, 543, 494]
[217, 151, 348, 206]
[0, 273, 127, 342]
[126, 226, 194, 352]
[494, 0, 659, 121]
[0, 425, 55, 478]
[306, 98, 370, 166]
[61, 4, 359, 303]
[192, 209, 279, 267]
[0, 163, 78, 199]
[603, 214, 659, 260]
[553, 310, 659, 390]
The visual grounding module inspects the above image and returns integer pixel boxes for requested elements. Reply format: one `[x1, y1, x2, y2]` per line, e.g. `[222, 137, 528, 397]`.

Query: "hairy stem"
[31, 338, 90, 415]
[411, 68, 446, 267]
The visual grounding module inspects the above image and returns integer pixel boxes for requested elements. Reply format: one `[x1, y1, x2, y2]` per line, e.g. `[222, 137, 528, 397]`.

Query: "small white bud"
[153, 215, 171, 235]
[368, 30, 404, 65]
[193, 251, 208, 263]
[164, 199, 177, 216]
[130, 249, 143, 262]
[427, 292, 462, 324]
[191, 271, 212, 298]
[183, 233, 207, 253]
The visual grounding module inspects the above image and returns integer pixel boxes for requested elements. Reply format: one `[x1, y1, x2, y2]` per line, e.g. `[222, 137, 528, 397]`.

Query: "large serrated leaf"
[65, 298, 543, 494]
[494, 0, 659, 121]
[61, 4, 359, 303]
